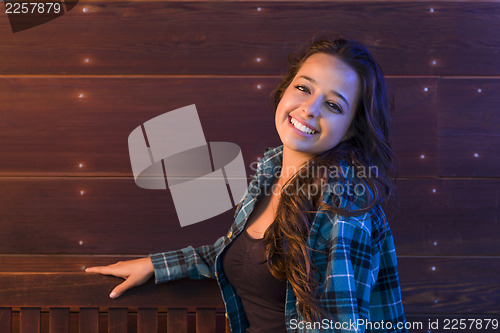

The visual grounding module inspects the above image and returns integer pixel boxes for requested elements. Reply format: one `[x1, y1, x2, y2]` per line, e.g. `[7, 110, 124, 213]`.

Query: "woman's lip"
[288, 115, 319, 137]
[288, 115, 317, 137]
[288, 115, 319, 134]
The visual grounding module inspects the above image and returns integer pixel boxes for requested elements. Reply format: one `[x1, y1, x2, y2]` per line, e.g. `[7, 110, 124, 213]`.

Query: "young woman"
[87, 33, 407, 332]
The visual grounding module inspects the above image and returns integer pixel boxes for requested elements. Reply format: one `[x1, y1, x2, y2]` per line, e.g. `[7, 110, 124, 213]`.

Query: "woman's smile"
[288, 115, 319, 136]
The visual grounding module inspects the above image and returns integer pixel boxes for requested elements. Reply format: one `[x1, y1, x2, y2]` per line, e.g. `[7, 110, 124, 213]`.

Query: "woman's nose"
[301, 96, 321, 117]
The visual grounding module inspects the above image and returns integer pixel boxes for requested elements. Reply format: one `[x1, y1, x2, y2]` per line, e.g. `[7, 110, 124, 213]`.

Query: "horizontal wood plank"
[0, 255, 139, 272]
[0, 2, 499, 76]
[0, 178, 497, 255]
[0, 77, 279, 177]
[437, 79, 500, 177]
[387, 178, 500, 255]
[399, 257, 500, 314]
[0, 76, 438, 177]
[1, 77, 497, 177]
[0, 274, 224, 308]
[0, 257, 499, 314]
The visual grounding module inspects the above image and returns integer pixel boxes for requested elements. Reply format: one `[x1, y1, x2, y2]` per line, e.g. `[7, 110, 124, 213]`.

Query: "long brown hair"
[264, 33, 395, 321]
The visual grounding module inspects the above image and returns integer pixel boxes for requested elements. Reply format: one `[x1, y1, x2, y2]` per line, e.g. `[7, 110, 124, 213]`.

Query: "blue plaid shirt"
[150, 145, 407, 332]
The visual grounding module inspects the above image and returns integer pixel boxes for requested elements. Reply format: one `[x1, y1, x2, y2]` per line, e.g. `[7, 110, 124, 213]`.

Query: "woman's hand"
[85, 257, 154, 299]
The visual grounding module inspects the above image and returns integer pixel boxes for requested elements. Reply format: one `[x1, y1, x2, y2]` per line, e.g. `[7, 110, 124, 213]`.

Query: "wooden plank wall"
[0, 0, 499, 332]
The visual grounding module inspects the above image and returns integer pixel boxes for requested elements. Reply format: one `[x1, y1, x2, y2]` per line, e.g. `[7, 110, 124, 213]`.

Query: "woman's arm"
[320, 217, 373, 331]
[149, 234, 227, 283]
[319, 213, 406, 333]
[85, 234, 228, 298]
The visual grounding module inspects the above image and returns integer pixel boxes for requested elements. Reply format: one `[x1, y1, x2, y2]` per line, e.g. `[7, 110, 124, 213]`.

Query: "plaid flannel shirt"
[150, 145, 407, 332]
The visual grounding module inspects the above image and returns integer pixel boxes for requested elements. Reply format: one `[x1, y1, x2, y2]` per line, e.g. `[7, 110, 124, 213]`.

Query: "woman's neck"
[278, 146, 313, 186]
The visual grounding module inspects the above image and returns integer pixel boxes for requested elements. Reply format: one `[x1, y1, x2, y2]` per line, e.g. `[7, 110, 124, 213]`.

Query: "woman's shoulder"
[319, 159, 386, 235]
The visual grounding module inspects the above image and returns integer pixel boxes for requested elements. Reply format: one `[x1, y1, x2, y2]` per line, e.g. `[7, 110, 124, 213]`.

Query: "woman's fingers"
[109, 278, 136, 299]
[85, 264, 128, 279]
[85, 258, 155, 299]
[85, 265, 111, 274]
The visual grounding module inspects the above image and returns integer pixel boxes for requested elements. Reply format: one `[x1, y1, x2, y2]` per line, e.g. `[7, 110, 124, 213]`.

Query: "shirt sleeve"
[149, 234, 226, 283]
[319, 216, 407, 333]
[367, 227, 407, 332]
[319, 218, 373, 332]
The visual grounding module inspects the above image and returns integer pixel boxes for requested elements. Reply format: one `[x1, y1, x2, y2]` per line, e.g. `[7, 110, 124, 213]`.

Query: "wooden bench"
[0, 255, 228, 333]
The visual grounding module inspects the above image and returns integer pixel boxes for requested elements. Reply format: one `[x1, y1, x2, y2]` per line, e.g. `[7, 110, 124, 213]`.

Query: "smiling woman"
[86, 33, 407, 333]
[275, 53, 360, 157]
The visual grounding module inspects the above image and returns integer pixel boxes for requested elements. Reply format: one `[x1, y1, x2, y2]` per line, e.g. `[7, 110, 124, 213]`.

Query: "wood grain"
[399, 257, 500, 314]
[437, 79, 500, 177]
[0, 77, 497, 178]
[0, 274, 224, 308]
[196, 308, 216, 333]
[138, 308, 158, 333]
[0, 77, 279, 177]
[0, 308, 12, 333]
[168, 308, 188, 333]
[387, 178, 500, 255]
[49, 308, 69, 333]
[0, 2, 499, 76]
[108, 308, 127, 333]
[79, 308, 99, 333]
[0, 0, 498, 326]
[0, 256, 499, 314]
[0, 178, 497, 255]
[20, 308, 40, 333]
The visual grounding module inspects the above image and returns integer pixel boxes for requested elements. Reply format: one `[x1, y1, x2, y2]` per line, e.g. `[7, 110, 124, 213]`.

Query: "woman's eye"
[326, 102, 343, 114]
[295, 85, 310, 93]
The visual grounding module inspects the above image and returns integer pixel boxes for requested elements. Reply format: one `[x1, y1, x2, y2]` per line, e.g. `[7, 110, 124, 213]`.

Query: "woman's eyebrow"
[298, 75, 350, 108]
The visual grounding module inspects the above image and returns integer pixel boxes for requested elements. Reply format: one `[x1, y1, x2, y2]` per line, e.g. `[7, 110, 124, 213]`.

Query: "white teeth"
[290, 117, 316, 134]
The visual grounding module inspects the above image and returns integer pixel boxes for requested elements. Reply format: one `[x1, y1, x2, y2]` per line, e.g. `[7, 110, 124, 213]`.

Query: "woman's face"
[275, 53, 360, 157]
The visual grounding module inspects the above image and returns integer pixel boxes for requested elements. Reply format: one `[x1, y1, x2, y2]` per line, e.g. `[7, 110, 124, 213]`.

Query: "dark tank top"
[222, 229, 287, 332]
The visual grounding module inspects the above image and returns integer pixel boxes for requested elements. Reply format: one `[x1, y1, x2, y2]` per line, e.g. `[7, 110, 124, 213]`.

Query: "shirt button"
[227, 231, 233, 239]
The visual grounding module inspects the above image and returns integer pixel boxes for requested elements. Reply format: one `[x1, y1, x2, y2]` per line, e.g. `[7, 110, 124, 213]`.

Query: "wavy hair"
[264, 33, 395, 321]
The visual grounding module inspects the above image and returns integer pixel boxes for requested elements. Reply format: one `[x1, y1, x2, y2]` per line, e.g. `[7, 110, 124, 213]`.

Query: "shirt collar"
[251, 146, 368, 209]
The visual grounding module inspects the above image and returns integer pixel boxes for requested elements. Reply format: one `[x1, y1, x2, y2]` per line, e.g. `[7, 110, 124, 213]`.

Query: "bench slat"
[138, 308, 157, 333]
[168, 308, 187, 333]
[49, 308, 69, 333]
[20, 307, 40, 333]
[79, 308, 99, 333]
[0, 308, 12, 332]
[109, 308, 128, 333]
[0, 274, 223, 308]
[196, 308, 216, 333]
